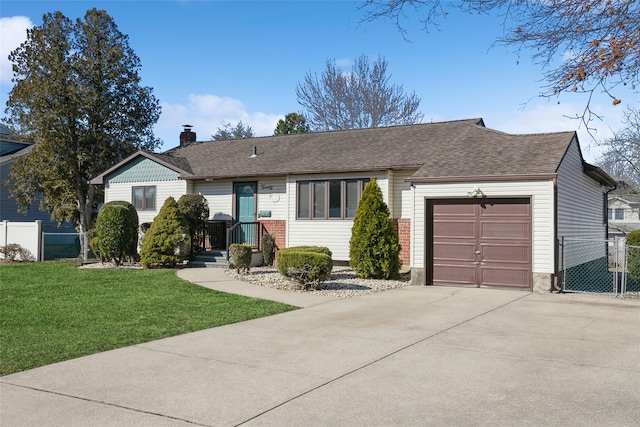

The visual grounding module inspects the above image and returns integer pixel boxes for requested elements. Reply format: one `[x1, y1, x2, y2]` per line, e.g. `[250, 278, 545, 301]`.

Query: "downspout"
[553, 177, 562, 292]
[604, 184, 617, 241]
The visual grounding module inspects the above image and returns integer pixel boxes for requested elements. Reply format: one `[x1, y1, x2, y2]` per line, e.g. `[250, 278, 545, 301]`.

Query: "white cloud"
[155, 93, 282, 150]
[0, 16, 33, 85]
[484, 101, 626, 163]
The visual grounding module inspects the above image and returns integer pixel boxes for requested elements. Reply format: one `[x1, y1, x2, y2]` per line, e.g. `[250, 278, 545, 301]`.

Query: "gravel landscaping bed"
[226, 266, 411, 298]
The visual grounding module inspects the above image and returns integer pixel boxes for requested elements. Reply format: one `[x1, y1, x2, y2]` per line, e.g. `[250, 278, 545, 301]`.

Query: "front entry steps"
[187, 250, 229, 268]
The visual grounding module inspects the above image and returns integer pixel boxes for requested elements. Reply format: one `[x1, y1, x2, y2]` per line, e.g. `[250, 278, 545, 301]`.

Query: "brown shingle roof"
[158, 118, 576, 181]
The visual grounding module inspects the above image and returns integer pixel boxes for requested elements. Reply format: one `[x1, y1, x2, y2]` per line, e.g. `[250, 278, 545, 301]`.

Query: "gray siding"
[556, 138, 608, 240]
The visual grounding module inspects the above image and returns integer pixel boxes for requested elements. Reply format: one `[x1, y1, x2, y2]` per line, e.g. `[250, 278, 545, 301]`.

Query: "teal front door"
[234, 182, 257, 246]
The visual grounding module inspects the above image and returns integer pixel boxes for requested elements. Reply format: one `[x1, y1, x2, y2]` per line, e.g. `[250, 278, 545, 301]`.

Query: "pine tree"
[349, 178, 401, 279]
[140, 197, 189, 268]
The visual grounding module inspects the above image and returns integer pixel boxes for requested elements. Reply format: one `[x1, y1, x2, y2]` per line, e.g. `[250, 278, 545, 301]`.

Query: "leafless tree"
[598, 106, 640, 186]
[296, 54, 423, 131]
[360, 0, 639, 127]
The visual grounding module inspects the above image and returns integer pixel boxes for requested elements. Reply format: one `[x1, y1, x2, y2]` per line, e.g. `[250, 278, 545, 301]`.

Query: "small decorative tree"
[262, 233, 276, 266]
[349, 178, 401, 279]
[140, 197, 189, 268]
[95, 201, 139, 265]
[177, 194, 210, 257]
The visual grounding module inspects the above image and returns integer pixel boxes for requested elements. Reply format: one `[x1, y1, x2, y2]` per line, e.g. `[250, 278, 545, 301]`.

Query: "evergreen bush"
[229, 243, 252, 272]
[262, 233, 276, 266]
[626, 229, 640, 283]
[177, 194, 209, 257]
[95, 201, 139, 265]
[276, 248, 333, 290]
[349, 178, 401, 279]
[140, 197, 189, 268]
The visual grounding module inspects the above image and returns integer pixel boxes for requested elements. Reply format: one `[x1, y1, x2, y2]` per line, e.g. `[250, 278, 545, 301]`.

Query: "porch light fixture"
[467, 186, 484, 198]
[249, 146, 258, 158]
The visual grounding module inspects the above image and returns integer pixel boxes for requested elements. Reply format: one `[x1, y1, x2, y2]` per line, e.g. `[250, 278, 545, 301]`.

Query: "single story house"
[90, 118, 615, 292]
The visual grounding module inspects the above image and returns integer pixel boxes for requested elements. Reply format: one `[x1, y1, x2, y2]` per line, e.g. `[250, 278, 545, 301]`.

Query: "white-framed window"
[297, 178, 370, 220]
[132, 186, 156, 210]
[615, 208, 624, 220]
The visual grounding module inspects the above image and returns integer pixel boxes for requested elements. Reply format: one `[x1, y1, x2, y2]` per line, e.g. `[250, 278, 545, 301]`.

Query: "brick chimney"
[179, 124, 196, 146]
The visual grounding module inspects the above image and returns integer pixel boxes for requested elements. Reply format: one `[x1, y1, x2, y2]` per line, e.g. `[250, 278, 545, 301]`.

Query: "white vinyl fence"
[0, 220, 42, 261]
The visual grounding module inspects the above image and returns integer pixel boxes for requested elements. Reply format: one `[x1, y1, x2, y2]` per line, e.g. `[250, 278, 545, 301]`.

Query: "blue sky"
[1, 0, 637, 162]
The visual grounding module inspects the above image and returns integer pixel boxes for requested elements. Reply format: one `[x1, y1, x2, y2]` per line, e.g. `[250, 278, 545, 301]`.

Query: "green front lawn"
[0, 261, 297, 375]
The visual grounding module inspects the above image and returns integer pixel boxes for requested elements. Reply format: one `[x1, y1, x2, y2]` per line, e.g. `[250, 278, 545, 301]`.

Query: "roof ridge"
[182, 118, 486, 145]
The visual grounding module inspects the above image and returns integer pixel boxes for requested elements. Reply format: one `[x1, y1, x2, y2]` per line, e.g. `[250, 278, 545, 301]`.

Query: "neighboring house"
[1, 125, 76, 233]
[0, 124, 35, 222]
[90, 118, 615, 292]
[607, 182, 640, 238]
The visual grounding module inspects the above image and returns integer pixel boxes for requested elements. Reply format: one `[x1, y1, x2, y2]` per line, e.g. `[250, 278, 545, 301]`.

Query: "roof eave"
[583, 161, 617, 187]
[183, 165, 422, 181]
[406, 173, 558, 183]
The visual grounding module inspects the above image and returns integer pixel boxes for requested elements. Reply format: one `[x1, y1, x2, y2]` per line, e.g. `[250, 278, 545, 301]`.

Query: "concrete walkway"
[2, 268, 639, 426]
[176, 267, 340, 308]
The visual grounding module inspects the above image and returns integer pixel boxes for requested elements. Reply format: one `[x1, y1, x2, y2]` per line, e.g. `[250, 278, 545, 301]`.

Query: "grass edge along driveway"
[0, 261, 297, 376]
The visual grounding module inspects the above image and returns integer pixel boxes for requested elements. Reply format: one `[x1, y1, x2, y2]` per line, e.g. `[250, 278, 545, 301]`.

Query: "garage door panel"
[480, 267, 531, 288]
[480, 202, 529, 217]
[433, 242, 476, 261]
[480, 244, 531, 263]
[433, 220, 475, 238]
[480, 222, 530, 239]
[433, 264, 476, 285]
[434, 203, 476, 216]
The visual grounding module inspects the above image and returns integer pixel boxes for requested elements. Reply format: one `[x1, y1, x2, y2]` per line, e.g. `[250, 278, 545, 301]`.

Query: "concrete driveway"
[2, 272, 639, 426]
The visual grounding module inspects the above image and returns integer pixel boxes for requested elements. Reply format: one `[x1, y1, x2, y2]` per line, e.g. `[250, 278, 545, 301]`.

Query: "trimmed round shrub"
[281, 245, 332, 257]
[349, 178, 401, 279]
[95, 201, 139, 265]
[626, 229, 640, 283]
[177, 194, 209, 257]
[229, 243, 252, 272]
[277, 246, 333, 290]
[140, 197, 190, 268]
[262, 233, 276, 266]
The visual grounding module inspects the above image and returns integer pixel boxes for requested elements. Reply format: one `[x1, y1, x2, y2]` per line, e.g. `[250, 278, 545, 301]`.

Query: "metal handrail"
[226, 221, 261, 260]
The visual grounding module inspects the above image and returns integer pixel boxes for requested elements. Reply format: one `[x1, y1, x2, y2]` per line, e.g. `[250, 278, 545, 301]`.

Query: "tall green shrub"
[349, 178, 401, 279]
[626, 229, 640, 284]
[262, 233, 276, 266]
[177, 194, 209, 257]
[140, 197, 189, 268]
[95, 201, 139, 265]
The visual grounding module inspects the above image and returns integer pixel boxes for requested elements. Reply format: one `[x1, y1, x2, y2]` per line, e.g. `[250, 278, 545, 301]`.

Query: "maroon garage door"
[427, 198, 532, 289]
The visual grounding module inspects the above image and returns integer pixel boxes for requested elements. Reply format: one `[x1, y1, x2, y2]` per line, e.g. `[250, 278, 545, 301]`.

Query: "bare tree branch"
[296, 54, 423, 131]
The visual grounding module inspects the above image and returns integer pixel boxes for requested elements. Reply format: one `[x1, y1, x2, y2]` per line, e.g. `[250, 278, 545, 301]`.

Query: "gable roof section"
[91, 118, 614, 186]
[90, 151, 192, 185]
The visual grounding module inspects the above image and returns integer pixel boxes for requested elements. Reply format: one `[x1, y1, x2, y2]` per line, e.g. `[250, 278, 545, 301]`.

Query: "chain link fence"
[42, 232, 82, 260]
[561, 237, 639, 297]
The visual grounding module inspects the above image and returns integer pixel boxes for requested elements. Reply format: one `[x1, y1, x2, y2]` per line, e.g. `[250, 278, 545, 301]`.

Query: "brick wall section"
[259, 220, 286, 252]
[393, 218, 411, 267]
